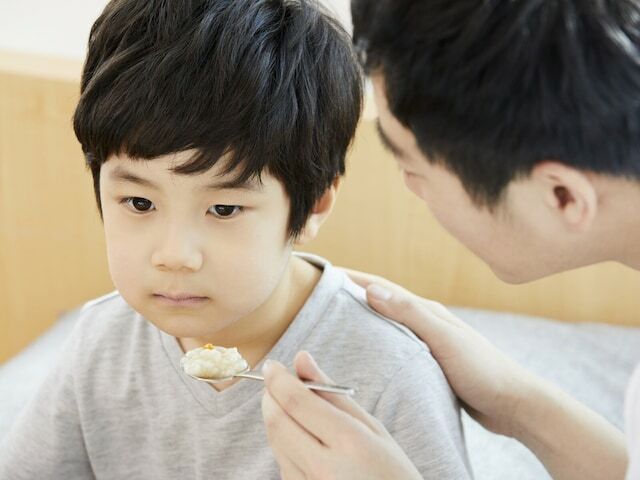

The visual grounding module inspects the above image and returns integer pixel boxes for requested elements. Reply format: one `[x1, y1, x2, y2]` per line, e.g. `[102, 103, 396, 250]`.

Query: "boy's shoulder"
[332, 276, 427, 356]
[69, 291, 153, 361]
[298, 257, 444, 405]
[299, 254, 426, 357]
[77, 291, 142, 331]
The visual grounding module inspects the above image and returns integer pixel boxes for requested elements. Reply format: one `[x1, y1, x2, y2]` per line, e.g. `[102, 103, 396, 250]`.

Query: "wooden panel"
[305, 120, 640, 326]
[0, 54, 113, 363]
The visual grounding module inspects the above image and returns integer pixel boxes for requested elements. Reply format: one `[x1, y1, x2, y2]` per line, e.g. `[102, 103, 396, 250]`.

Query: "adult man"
[261, 1, 640, 479]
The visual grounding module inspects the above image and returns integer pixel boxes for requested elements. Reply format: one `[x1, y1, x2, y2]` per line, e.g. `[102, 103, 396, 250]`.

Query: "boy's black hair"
[74, 0, 362, 236]
[352, 0, 640, 205]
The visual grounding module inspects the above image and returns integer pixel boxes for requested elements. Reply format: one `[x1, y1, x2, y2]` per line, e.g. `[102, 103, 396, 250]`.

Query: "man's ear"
[295, 178, 341, 245]
[531, 161, 597, 232]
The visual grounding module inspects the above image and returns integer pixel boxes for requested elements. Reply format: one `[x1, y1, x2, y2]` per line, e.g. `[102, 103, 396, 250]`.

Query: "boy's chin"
[145, 311, 235, 341]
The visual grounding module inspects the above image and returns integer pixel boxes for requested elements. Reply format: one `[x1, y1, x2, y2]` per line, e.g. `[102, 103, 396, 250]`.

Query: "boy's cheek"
[104, 233, 146, 291]
[107, 250, 137, 293]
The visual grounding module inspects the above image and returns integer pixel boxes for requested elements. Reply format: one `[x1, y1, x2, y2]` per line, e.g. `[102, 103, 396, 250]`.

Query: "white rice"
[181, 344, 248, 379]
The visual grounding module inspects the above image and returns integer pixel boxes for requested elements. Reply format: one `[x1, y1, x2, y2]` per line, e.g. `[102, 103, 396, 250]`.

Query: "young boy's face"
[99, 150, 295, 340]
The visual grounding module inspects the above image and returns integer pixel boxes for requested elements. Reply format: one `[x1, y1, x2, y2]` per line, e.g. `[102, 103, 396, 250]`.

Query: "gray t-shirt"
[0, 254, 472, 479]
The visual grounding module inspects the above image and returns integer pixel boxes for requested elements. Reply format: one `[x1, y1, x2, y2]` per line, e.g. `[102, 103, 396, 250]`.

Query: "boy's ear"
[531, 161, 598, 232]
[295, 178, 341, 245]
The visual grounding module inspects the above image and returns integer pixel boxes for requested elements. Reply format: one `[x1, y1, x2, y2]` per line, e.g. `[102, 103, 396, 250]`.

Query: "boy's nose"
[151, 227, 203, 272]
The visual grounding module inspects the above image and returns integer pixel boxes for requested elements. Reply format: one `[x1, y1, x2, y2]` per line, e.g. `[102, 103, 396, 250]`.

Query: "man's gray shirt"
[0, 255, 472, 479]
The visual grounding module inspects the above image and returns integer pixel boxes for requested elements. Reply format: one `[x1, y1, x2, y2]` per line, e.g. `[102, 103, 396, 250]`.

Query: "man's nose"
[150, 224, 203, 272]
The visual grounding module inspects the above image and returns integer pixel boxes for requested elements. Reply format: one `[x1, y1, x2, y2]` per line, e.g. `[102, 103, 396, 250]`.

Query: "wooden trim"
[0, 49, 82, 83]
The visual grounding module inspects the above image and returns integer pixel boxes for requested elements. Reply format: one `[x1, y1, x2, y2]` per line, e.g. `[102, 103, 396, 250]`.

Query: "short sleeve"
[0, 325, 94, 479]
[373, 350, 474, 479]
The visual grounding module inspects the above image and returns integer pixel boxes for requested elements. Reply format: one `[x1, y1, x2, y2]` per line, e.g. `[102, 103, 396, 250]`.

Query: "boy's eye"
[209, 205, 242, 218]
[124, 197, 155, 212]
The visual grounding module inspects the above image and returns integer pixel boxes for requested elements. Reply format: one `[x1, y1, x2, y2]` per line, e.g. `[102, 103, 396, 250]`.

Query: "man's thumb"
[365, 283, 455, 346]
[366, 284, 413, 323]
[367, 284, 393, 303]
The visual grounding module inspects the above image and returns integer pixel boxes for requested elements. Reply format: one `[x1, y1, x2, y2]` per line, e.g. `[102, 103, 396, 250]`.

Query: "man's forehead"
[371, 75, 421, 159]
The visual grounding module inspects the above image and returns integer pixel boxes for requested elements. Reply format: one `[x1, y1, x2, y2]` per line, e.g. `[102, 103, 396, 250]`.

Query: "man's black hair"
[74, 0, 362, 236]
[352, 0, 640, 204]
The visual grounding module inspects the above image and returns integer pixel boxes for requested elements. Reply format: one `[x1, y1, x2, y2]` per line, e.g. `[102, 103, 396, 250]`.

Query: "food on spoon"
[181, 344, 249, 379]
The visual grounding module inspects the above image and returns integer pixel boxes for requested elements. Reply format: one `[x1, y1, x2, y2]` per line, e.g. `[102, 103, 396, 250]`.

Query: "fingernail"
[262, 359, 273, 375]
[368, 284, 391, 301]
[302, 351, 320, 372]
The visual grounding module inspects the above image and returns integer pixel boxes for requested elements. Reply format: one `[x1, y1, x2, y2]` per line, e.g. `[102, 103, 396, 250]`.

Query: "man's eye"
[124, 197, 155, 212]
[209, 205, 242, 218]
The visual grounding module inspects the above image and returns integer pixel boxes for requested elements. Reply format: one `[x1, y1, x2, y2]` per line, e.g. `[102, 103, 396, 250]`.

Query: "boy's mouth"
[152, 292, 210, 307]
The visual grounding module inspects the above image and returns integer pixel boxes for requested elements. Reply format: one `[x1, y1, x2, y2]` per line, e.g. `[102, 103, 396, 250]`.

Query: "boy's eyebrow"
[202, 176, 264, 192]
[376, 119, 405, 158]
[109, 166, 158, 189]
[108, 166, 263, 192]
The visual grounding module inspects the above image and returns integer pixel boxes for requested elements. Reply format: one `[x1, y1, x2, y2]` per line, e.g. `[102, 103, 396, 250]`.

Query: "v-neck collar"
[156, 253, 344, 417]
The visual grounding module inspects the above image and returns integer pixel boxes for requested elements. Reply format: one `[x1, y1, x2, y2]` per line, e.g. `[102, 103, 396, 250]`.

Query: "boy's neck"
[177, 255, 322, 384]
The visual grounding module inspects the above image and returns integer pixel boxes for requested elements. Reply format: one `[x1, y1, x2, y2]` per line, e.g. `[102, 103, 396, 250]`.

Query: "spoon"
[182, 363, 355, 396]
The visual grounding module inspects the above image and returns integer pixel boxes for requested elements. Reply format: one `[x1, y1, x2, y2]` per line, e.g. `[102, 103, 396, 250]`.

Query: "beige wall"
[1, 51, 638, 363]
[0, 52, 113, 363]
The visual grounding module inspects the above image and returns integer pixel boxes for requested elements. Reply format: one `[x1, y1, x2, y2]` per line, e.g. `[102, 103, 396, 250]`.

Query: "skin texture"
[99, 150, 336, 388]
[261, 76, 640, 479]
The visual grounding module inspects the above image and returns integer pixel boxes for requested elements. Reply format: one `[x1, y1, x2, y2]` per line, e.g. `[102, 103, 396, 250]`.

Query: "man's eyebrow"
[108, 166, 158, 189]
[376, 119, 404, 158]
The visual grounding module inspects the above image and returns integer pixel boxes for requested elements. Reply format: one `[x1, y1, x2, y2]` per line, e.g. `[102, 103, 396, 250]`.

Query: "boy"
[0, 0, 471, 478]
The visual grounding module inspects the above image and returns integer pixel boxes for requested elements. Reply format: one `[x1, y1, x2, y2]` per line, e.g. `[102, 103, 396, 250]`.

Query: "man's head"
[73, 0, 361, 339]
[353, 0, 640, 282]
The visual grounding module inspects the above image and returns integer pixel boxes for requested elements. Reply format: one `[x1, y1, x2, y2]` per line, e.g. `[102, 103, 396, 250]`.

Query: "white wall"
[321, 0, 352, 32]
[0, 0, 109, 59]
[0, 0, 352, 60]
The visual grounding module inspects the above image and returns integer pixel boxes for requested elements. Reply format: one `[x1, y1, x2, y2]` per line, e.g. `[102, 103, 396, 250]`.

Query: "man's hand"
[345, 268, 628, 480]
[344, 268, 529, 437]
[261, 351, 422, 480]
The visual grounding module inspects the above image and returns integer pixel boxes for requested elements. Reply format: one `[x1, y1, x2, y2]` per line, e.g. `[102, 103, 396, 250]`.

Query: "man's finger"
[366, 284, 466, 336]
[280, 468, 306, 480]
[263, 360, 375, 446]
[342, 268, 384, 289]
[278, 453, 306, 480]
[342, 268, 407, 295]
[261, 391, 324, 476]
[344, 267, 466, 329]
[293, 351, 386, 435]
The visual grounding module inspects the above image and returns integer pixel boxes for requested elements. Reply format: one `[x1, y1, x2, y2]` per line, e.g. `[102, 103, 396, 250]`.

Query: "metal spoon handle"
[236, 371, 355, 396]
[300, 380, 356, 396]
